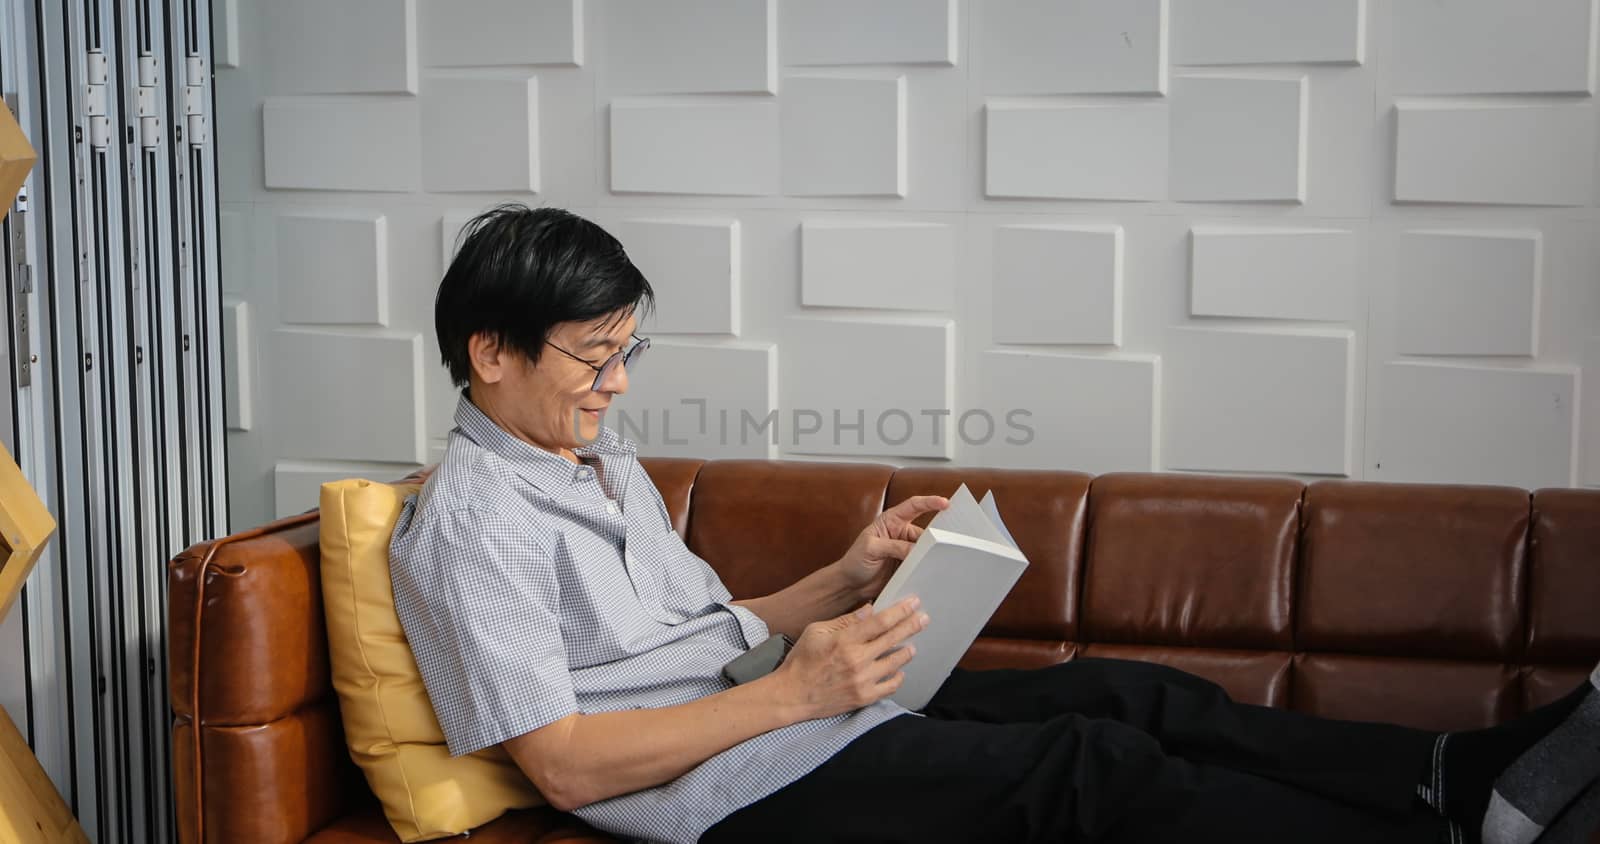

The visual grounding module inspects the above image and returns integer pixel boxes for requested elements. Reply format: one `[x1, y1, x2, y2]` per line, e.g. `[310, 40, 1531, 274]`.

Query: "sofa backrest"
[168, 460, 1600, 843]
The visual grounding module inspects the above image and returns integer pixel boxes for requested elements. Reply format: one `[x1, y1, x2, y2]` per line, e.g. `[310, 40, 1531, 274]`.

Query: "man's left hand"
[833, 495, 950, 600]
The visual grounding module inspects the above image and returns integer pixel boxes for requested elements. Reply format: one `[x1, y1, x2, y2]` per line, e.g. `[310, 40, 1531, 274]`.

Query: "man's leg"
[919, 657, 1600, 844]
[700, 711, 1445, 844]
[1472, 664, 1600, 844]
[919, 657, 1435, 817]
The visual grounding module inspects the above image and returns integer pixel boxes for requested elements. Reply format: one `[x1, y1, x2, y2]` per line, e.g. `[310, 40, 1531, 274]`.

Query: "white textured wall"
[216, 0, 1600, 529]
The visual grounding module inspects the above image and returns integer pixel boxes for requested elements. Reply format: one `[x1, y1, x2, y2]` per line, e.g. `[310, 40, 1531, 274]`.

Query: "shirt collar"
[453, 392, 637, 496]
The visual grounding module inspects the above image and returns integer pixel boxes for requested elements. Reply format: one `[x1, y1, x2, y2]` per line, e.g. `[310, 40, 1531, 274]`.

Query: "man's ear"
[467, 331, 507, 384]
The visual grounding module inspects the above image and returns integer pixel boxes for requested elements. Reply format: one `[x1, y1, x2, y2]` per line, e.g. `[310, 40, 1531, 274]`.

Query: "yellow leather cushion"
[319, 479, 543, 842]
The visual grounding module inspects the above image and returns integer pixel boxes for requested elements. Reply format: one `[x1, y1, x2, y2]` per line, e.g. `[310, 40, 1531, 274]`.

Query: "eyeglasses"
[545, 333, 650, 391]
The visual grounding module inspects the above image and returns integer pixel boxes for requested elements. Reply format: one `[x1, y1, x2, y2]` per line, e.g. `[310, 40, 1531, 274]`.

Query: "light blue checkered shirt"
[389, 395, 906, 843]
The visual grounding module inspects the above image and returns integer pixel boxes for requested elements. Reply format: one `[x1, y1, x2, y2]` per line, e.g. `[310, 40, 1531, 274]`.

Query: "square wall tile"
[801, 221, 955, 311]
[1393, 0, 1593, 94]
[1173, 0, 1362, 65]
[421, 0, 581, 66]
[981, 0, 1165, 94]
[992, 225, 1122, 345]
[223, 299, 253, 431]
[421, 75, 538, 193]
[986, 103, 1167, 201]
[614, 341, 776, 458]
[1395, 104, 1593, 206]
[1395, 230, 1540, 356]
[265, 0, 415, 94]
[272, 329, 426, 463]
[782, 75, 905, 197]
[276, 210, 388, 325]
[264, 98, 420, 192]
[611, 100, 778, 195]
[783, 0, 954, 66]
[605, 0, 774, 93]
[977, 351, 1159, 473]
[1170, 75, 1306, 203]
[1190, 227, 1358, 322]
[613, 218, 740, 334]
[1166, 327, 1354, 476]
[781, 317, 953, 458]
[1374, 363, 1576, 490]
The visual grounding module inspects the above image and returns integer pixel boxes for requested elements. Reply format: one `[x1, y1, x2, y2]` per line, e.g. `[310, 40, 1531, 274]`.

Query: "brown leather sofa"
[168, 459, 1600, 843]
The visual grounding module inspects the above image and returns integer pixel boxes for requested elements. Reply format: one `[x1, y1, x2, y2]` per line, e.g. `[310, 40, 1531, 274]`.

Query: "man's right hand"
[772, 596, 929, 720]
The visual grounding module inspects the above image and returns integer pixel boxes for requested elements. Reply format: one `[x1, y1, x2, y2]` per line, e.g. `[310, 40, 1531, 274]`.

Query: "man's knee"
[1068, 656, 1232, 703]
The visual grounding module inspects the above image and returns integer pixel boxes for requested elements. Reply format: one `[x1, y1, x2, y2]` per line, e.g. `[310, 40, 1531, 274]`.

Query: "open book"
[872, 483, 1028, 710]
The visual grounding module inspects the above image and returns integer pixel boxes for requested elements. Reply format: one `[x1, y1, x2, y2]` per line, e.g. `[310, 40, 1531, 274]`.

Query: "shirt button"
[606, 501, 620, 515]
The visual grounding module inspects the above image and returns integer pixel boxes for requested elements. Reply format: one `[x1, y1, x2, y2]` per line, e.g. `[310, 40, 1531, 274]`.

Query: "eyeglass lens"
[592, 337, 649, 390]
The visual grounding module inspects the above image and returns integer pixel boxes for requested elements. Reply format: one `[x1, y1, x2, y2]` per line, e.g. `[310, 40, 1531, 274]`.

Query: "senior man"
[389, 204, 1599, 844]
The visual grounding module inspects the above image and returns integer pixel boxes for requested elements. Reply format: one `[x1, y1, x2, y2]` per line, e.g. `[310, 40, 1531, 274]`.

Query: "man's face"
[475, 309, 637, 454]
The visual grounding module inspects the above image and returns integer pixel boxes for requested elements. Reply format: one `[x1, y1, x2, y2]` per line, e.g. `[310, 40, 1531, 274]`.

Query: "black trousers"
[701, 658, 1448, 843]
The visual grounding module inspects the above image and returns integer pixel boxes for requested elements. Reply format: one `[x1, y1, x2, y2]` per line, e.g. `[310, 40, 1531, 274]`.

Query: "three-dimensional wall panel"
[976, 351, 1159, 473]
[781, 317, 953, 458]
[1394, 104, 1593, 206]
[801, 221, 956, 311]
[1392, 0, 1593, 94]
[1394, 230, 1540, 357]
[1374, 363, 1575, 490]
[992, 225, 1122, 345]
[986, 104, 1168, 200]
[605, 0, 775, 94]
[1165, 327, 1354, 475]
[276, 211, 389, 325]
[265, 0, 416, 93]
[1170, 75, 1307, 203]
[264, 97, 421, 191]
[272, 330, 426, 463]
[1173, 0, 1362, 65]
[611, 100, 778, 195]
[612, 218, 741, 334]
[223, 300, 254, 431]
[421, 75, 539, 192]
[781, 76, 905, 197]
[421, 0, 582, 66]
[616, 342, 777, 458]
[783, 0, 955, 66]
[1190, 228, 1358, 322]
[981, 0, 1165, 94]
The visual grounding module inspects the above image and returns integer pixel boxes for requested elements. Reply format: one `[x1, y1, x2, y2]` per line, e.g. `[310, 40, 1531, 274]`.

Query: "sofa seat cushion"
[319, 479, 543, 841]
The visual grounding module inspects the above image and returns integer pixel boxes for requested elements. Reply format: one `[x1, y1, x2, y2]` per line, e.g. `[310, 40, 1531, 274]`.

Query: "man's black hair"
[435, 204, 654, 387]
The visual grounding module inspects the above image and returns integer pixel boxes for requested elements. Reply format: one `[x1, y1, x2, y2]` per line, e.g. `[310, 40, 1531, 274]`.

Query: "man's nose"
[596, 364, 628, 395]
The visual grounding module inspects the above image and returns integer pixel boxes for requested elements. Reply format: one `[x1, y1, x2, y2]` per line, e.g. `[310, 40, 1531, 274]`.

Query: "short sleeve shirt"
[389, 395, 907, 844]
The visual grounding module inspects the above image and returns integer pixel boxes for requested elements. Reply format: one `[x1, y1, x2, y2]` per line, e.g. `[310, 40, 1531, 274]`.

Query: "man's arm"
[506, 672, 801, 811]
[731, 495, 949, 640]
[731, 564, 866, 641]
[503, 598, 926, 811]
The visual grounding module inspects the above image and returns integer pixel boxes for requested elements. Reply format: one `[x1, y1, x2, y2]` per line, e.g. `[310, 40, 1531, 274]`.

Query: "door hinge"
[85, 49, 110, 149]
[183, 55, 208, 146]
[137, 53, 161, 148]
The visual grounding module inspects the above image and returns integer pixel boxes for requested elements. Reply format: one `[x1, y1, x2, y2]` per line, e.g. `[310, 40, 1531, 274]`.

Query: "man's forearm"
[507, 672, 809, 811]
[733, 562, 866, 640]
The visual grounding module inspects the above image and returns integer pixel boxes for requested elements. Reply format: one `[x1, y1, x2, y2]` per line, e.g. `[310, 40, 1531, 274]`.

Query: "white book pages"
[873, 514, 1029, 709]
[925, 483, 1014, 549]
[979, 490, 1019, 550]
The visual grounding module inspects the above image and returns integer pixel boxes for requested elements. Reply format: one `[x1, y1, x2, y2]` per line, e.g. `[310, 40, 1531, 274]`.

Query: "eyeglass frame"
[545, 333, 650, 391]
